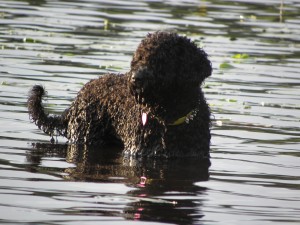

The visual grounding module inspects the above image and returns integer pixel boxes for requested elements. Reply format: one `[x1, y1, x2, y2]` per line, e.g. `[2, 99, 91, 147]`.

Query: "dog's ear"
[195, 48, 212, 84]
[175, 43, 212, 87]
[166, 35, 212, 86]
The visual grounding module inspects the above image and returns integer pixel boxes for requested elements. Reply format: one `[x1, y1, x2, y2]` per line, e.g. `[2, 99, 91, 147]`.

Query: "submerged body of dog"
[28, 32, 212, 158]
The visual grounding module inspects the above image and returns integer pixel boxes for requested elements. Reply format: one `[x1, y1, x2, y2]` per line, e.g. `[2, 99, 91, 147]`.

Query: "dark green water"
[0, 0, 299, 224]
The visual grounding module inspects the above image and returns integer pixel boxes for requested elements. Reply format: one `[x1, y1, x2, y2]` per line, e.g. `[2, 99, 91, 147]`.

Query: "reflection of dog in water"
[28, 143, 210, 182]
[27, 143, 210, 223]
[28, 31, 212, 158]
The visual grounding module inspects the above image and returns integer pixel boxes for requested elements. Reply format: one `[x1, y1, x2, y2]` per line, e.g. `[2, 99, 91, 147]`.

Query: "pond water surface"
[0, 0, 300, 224]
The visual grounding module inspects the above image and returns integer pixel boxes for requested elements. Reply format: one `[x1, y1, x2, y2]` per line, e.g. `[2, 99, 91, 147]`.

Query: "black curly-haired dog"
[28, 31, 212, 158]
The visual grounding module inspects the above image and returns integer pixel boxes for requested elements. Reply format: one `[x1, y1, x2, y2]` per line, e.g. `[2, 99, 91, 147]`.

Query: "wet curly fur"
[28, 31, 212, 158]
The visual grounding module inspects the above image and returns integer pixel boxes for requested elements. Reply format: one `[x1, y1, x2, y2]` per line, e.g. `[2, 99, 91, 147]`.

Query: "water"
[0, 0, 299, 224]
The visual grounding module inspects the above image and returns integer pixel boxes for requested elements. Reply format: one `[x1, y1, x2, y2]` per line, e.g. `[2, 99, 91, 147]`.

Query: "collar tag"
[142, 112, 148, 126]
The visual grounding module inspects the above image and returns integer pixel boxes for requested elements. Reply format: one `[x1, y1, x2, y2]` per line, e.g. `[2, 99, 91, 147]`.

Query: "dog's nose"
[131, 69, 145, 82]
[131, 71, 140, 82]
[131, 67, 153, 83]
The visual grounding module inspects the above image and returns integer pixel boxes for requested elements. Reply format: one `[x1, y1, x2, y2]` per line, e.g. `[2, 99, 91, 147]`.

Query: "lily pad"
[232, 53, 249, 59]
[219, 62, 234, 69]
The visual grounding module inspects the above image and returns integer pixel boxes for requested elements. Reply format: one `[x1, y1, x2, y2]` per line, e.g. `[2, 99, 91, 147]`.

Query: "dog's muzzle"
[130, 67, 153, 92]
[130, 67, 154, 103]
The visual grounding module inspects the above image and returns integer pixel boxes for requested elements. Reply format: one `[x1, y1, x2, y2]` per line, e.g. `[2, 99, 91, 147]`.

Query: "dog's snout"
[131, 71, 141, 82]
[131, 68, 145, 82]
[131, 67, 153, 83]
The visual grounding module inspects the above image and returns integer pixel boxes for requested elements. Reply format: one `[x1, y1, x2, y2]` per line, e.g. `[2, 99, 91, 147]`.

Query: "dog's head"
[129, 31, 212, 104]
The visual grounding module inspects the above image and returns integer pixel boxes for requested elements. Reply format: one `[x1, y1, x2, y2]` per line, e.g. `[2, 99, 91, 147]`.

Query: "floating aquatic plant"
[219, 62, 234, 69]
[104, 19, 109, 30]
[23, 37, 36, 43]
[232, 53, 249, 59]
[64, 53, 75, 56]
[219, 53, 253, 69]
[99, 64, 122, 70]
[220, 98, 238, 103]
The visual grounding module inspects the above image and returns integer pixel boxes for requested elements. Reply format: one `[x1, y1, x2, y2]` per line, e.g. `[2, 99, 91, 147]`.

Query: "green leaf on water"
[1, 81, 8, 85]
[232, 53, 249, 59]
[64, 53, 75, 56]
[104, 19, 109, 30]
[47, 103, 56, 108]
[219, 62, 234, 69]
[23, 37, 36, 43]
[99, 65, 107, 69]
[100, 64, 123, 70]
[220, 98, 237, 103]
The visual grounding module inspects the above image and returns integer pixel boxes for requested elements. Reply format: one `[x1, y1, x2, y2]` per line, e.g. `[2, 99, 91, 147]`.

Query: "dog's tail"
[27, 85, 67, 138]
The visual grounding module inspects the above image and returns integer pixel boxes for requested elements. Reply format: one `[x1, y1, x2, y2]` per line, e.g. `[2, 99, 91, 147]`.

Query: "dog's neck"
[143, 87, 201, 122]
